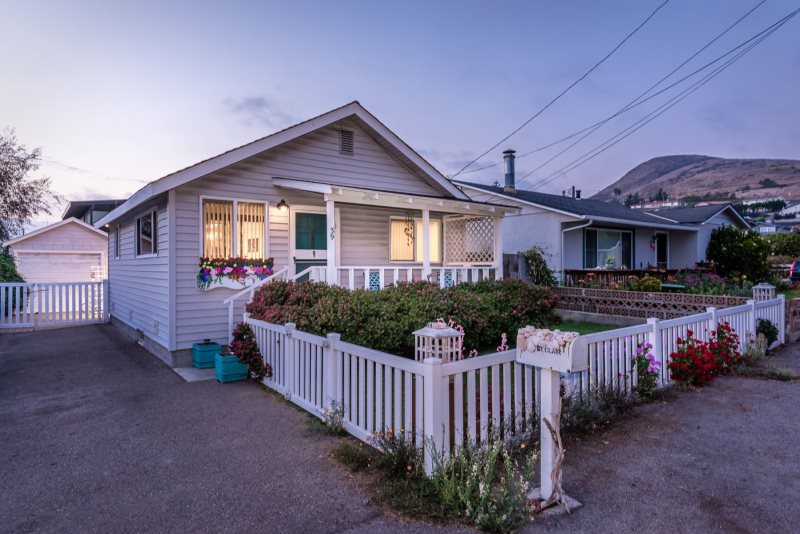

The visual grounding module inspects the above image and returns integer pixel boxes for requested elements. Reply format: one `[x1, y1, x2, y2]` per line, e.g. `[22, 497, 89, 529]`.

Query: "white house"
[4, 218, 108, 283]
[95, 102, 514, 366]
[454, 151, 749, 279]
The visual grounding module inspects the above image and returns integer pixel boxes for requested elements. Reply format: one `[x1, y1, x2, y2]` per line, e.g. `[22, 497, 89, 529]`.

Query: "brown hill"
[594, 155, 800, 204]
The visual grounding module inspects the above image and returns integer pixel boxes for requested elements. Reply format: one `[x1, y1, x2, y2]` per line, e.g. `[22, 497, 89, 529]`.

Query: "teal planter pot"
[192, 340, 221, 369]
[215, 352, 248, 383]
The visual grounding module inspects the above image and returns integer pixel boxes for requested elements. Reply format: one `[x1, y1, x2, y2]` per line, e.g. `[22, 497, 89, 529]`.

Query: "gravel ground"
[2, 325, 798, 533]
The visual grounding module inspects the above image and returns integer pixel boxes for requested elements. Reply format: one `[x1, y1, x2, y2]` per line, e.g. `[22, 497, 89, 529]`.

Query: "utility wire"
[461, 0, 766, 177]
[449, 0, 671, 179]
[522, 8, 799, 193]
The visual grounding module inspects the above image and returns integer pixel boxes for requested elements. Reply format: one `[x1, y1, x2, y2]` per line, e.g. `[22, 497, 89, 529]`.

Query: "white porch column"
[422, 208, 431, 280]
[326, 198, 337, 285]
[493, 216, 503, 280]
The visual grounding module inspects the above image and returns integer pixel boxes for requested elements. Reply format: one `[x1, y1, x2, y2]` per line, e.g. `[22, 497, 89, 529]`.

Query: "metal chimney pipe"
[503, 149, 516, 194]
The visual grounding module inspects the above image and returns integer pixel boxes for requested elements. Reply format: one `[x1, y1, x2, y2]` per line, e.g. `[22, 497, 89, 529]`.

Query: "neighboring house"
[62, 199, 126, 229]
[648, 204, 751, 257]
[454, 152, 749, 278]
[779, 203, 800, 217]
[95, 101, 514, 366]
[752, 222, 791, 235]
[3, 218, 108, 282]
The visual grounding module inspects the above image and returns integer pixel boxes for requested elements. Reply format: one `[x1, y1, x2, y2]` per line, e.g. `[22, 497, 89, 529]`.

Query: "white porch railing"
[243, 295, 786, 474]
[0, 281, 108, 331]
[223, 267, 291, 342]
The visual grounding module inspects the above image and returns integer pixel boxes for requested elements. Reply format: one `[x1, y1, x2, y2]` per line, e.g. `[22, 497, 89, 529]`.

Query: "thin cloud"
[223, 96, 295, 129]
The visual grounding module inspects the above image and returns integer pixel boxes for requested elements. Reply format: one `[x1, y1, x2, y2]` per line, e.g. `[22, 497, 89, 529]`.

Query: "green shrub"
[766, 233, 800, 258]
[519, 246, 556, 287]
[626, 275, 662, 292]
[246, 280, 557, 357]
[756, 318, 779, 346]
[0, 247, 23, 283]
[706, 226, 770, 282]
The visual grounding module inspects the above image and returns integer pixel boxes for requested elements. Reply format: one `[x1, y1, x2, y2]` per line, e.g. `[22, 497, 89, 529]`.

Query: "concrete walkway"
[0, 325, 459, 533]
[2, 325, 799, 533]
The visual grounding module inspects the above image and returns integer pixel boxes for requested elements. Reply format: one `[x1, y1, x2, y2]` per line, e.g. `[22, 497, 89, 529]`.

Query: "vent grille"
[339, 129, 354, 155]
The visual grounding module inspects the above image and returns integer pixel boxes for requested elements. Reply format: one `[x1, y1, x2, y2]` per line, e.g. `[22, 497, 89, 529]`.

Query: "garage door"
[15, 252, 102, 283]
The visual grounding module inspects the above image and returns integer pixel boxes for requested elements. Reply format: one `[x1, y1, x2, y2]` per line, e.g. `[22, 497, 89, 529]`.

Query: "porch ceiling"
[273, 178, 516, 217]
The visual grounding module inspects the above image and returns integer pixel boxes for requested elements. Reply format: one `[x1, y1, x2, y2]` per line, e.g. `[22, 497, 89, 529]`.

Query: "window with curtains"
[202, 199, 266, 258]
[584, 228, 632, 269]
[389, 218, 441, 262]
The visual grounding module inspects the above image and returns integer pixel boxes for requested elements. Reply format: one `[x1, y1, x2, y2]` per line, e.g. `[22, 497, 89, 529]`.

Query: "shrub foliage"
[230, 322, 272, 380]
[246, 280, 557, 357]
[0, 247, 23, 283]
[706, 226, 770, 282]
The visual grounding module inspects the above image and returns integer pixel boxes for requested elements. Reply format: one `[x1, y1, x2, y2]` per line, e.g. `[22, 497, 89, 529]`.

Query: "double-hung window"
[389, 218, 441, 262]
[202, 199, 267, 259]
[136, 209, 158, 257]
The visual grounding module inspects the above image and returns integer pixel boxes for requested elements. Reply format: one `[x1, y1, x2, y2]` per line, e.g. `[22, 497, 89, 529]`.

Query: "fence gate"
[0, 281, 108, 331]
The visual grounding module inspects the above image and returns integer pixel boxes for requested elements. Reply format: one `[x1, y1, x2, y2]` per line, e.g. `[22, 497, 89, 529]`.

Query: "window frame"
[583, 227, 633, 269]
[135, 208, 158, 258]
[199, 195, 270, 259]
[388, 216, 442, 263]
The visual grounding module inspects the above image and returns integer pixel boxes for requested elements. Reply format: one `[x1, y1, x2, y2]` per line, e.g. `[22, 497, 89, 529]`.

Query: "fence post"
[324, 333, 341, 409]
[36, 284, 42, 327]
[647, 317, 665, 384]
[285, 323, 296, 399]
[102, 279, 109, 323]
[422, 357, 444, 476]
[778, 294, 786, 344]
[706, 306, 718, 339]
[747, 299, 757, 338]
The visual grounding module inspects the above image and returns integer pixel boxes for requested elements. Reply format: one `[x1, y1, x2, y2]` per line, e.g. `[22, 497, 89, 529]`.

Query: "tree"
[613, 187, 622, 197]
[0, 129, 61, 242]
[706, 226, 770, 282]
[624, 192, 643, 207]
[649, 188, 669, 201]
[0, 247, 24, 282]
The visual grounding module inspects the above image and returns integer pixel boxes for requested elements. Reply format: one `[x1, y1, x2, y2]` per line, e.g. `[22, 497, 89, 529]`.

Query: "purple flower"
[636, 346, 643, 354]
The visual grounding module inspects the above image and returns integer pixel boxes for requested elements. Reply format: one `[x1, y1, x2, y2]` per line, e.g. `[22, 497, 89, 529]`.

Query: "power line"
[463, 0, 766, 178]
[449, 0, 671, 179]
[523, 8, 799, 193]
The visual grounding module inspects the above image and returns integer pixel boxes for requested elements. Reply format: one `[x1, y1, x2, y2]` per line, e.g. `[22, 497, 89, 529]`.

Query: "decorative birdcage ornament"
[413, 320, 464, 363]
[404, 210, 415, 246]
[752, 282, 776, 302]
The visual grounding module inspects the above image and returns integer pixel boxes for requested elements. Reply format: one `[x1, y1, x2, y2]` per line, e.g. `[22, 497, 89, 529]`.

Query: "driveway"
[2, 325, 799, 533]
[0, 325, 460, 533]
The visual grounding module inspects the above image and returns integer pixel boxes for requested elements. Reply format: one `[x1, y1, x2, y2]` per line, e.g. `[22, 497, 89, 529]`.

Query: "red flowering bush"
[669, 322, 742, 387]
[708, 321, 742, 375]
[246, 279, 557, 357]
[230, 322, 273, 380]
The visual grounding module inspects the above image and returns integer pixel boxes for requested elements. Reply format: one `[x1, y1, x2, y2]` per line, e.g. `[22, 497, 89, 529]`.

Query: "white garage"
[4, 218, 108, 283]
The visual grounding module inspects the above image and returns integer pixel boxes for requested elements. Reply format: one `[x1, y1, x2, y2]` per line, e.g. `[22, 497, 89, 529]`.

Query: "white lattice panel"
[444, 216, 495, 265]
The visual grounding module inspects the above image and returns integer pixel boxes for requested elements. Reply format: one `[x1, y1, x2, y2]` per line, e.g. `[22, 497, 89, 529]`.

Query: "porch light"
[277, 199, 289, 213]
[413, 321, 465, 364]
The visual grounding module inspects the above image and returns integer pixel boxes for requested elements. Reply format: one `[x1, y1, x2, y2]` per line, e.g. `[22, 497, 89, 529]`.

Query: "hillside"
[594, 155, 800, 204]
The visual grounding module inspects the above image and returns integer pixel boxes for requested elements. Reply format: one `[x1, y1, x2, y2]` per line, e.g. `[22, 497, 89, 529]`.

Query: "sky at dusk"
[2, 0, 799, 223]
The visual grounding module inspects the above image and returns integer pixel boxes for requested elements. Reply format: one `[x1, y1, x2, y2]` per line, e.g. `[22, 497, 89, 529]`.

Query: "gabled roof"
[647, 204, 749, 228]
[4, 217, 108, 246]
[97, 101, 468, 227]
[61, 199, 126, 220]
[454, 181, 694, 230]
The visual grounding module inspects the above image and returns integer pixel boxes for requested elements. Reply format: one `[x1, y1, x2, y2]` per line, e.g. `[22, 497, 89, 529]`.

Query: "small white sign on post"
[516, 327, 588, 512]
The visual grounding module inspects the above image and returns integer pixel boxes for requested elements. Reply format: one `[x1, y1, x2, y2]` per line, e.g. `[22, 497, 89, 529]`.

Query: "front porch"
[273, 179, 512, 289]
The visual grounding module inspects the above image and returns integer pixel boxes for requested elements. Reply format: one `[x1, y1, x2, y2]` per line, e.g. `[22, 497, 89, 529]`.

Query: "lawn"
[779, 288, 800, 300]
[549, 319, 619, 335]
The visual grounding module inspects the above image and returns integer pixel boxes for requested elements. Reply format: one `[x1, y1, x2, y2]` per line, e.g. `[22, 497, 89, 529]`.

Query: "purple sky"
[3, 0, 799, 223]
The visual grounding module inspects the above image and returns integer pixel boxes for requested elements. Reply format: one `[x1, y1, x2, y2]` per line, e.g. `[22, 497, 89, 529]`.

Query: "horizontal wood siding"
[107, 198, 170, 348]
[242, 120, 442, 196]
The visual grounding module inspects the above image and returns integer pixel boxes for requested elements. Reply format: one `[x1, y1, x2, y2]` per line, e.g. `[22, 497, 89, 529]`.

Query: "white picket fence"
[0, 281, 108, 331]
[244, 294, 786, 474]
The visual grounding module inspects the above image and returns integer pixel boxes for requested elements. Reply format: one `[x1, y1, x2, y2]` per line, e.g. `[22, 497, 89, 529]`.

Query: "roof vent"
[339, 129, 354, 155]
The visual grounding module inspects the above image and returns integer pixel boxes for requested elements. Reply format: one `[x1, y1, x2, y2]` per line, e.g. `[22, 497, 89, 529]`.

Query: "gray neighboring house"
[454, 151, 749, 278]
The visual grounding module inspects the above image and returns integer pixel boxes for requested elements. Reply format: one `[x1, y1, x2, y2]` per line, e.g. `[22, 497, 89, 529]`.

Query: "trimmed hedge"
[246, 280, 558, 358]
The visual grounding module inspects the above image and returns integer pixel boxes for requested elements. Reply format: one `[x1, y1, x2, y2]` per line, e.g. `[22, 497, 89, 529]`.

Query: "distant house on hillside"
[455, 152, 750, 280]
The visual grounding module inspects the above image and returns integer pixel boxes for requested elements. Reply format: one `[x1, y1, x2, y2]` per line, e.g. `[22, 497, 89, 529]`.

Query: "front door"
[655, 233, 668, 268]
[293, 211, 327, 279]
